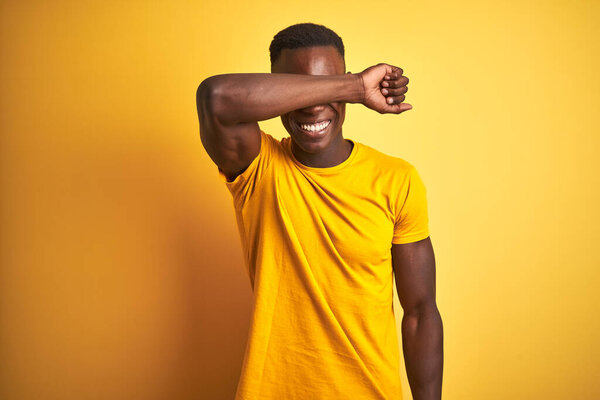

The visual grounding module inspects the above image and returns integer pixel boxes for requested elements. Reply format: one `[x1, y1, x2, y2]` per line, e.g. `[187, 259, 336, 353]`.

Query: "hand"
[358, 63, 412, 114]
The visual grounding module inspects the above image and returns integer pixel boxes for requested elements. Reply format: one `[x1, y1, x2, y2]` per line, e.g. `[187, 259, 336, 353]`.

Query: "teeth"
[299, 120, 331, 132]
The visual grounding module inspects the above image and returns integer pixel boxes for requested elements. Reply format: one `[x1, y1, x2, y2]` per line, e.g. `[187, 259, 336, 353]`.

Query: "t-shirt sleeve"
[392, 165, 430, 244]
[217, 130, 274, 209]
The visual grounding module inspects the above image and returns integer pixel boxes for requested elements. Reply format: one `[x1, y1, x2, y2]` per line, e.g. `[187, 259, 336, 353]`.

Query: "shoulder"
[256, 130, 288, 161]
[355, 141, 416, 179]
[263, 130, 287, 150]
[260, 130, 279, 147]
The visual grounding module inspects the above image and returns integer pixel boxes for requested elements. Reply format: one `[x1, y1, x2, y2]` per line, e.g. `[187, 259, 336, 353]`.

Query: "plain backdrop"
[1, 1, 599, 399]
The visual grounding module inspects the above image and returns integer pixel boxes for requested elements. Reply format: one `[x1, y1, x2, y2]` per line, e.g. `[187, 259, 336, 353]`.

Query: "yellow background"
[1, 1, 599, 399]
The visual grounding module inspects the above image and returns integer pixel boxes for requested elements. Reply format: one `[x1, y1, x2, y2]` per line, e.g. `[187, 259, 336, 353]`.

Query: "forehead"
[272, 46, 345, 75]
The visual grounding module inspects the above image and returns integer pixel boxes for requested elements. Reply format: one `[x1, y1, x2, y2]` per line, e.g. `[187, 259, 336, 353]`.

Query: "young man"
[196, 23, 443, 400]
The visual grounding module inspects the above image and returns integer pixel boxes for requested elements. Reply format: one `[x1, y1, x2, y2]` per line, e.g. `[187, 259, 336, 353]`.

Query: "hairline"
[270, 45, 346, 71]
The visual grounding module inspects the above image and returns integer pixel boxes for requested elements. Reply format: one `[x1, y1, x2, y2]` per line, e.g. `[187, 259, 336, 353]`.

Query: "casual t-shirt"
[217, 130, 430, 400]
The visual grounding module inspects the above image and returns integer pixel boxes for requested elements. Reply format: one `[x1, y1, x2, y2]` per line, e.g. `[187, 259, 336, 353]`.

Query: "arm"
[195, 64, 411, 181]
[392, 236, 443, 400]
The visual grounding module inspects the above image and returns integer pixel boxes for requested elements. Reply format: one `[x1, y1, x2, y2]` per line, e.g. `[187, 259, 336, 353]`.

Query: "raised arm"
[392, 237, 443, 400]
[195, 73, 362, 181]
[195, 64, 411, 181]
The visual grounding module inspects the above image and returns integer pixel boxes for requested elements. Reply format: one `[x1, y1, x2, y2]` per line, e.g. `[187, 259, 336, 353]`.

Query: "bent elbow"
[197, 76, 235, 126]
[197, 77, 222, 114]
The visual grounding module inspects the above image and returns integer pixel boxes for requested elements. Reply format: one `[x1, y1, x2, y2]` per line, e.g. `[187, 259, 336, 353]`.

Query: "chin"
[292, 137, 326, 154]
[289, 129, 337, 153]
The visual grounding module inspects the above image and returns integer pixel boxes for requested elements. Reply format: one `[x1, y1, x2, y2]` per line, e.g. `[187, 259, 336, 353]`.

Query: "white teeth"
[299, 120, 331, 133]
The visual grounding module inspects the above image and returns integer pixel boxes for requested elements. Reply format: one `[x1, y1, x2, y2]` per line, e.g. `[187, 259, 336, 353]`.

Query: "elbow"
[196, 77, 222, 115]
[197, 76, 235, 126]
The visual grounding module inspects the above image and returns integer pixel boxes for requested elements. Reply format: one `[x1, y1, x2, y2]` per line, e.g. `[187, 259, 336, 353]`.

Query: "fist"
[358, 63, 412, 114]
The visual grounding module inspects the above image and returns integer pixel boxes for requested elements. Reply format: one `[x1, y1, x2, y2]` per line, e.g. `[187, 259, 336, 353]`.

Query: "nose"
[298, 103, 326, 114]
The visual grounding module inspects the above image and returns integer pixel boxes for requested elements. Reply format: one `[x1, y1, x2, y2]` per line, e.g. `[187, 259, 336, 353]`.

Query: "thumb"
[388, 102, 413, 114]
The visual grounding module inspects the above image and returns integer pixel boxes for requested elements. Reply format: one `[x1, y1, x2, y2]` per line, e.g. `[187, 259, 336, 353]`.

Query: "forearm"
[402, 305, 443, 400]
[197, 73, 364, 125]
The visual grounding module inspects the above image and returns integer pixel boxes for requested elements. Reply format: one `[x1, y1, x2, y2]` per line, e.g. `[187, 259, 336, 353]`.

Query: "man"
[196, 22, 443, 400]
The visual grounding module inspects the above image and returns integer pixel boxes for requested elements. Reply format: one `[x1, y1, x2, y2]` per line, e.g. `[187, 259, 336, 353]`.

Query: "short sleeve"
[217, 130, 274, 209]
[392, 165, 430, 244]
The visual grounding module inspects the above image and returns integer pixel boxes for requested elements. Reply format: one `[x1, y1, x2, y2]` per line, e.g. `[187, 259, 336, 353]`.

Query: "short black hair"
[269, 22, 345, 66]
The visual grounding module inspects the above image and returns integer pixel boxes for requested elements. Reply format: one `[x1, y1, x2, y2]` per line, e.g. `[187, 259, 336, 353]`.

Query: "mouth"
[294, 119, 332, 138]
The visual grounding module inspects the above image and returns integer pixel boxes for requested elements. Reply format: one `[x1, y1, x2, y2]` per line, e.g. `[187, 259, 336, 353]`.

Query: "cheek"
[334, 105, 346, 124]
[281, 115, 292, 129]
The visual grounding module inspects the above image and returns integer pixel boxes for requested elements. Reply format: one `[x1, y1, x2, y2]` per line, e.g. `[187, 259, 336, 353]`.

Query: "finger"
[392, 103, 413, 113]
[386, 72, 403, 80]
[386, 76, 409, 89]
[384, 64, 396, 76]
[381, 86, 408, 96]
[386, 94, 406, 105]
[384, 67, 404, 79]
[391, 66, 404, 76]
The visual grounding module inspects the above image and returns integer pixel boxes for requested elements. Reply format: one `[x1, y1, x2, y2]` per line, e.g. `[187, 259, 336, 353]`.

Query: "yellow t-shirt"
[218, 130, 430, 400]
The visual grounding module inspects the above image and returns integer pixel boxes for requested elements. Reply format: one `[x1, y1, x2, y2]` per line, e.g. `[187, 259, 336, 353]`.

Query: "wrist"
[346, 73, 365, 104]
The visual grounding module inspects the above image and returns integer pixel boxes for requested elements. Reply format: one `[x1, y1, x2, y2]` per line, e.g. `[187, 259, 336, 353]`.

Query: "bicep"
[391, 236, 437, 314]
[196, 80, 261, 181]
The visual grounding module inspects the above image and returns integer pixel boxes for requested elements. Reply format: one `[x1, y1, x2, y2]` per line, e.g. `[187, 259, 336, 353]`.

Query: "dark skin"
[196, 45, 443, 400]
[392, 237, 443, 400]
[272, 46, 354, 168]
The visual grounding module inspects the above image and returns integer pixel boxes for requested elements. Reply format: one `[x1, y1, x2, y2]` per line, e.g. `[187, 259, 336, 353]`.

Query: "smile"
[296, 119, 331, 135]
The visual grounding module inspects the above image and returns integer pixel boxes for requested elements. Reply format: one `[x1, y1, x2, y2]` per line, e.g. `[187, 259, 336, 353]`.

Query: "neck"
[291, 135, 354, 168]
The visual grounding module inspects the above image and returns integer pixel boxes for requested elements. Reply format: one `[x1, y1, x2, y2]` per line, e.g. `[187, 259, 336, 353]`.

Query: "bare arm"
[196, 73, 363, 181]
[195, 64, 410, 181]
[392, 237, 443, 400]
